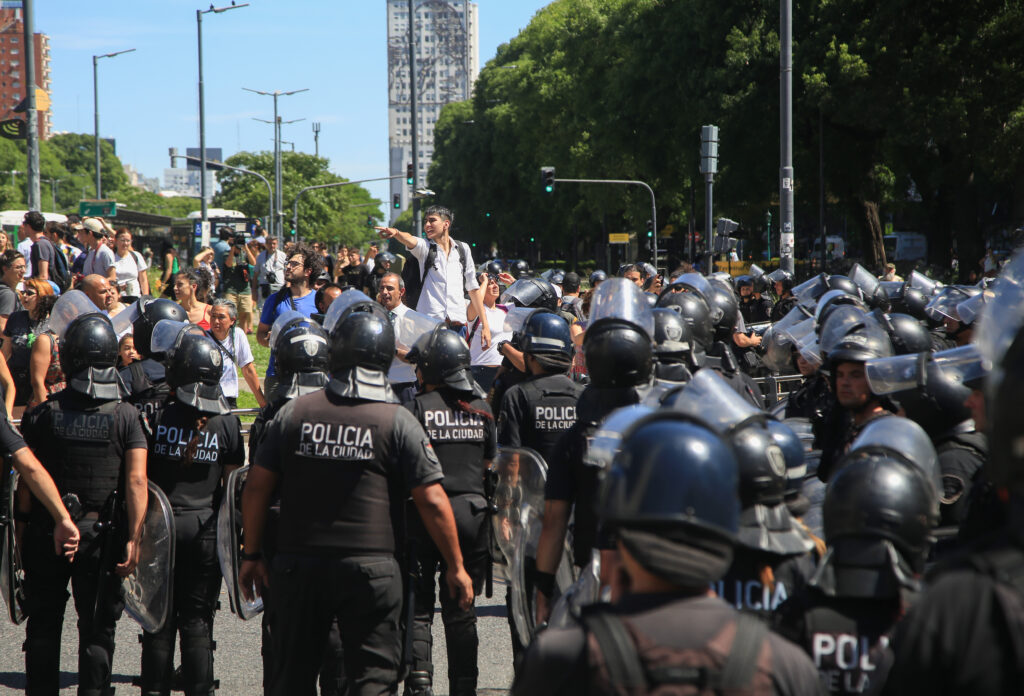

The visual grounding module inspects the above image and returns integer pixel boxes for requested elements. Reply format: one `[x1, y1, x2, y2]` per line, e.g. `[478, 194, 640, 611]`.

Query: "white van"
[884, 231, 927, 262]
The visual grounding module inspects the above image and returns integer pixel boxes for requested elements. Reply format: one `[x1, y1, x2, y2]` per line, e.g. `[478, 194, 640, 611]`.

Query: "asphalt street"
[0, 573, 515, 695]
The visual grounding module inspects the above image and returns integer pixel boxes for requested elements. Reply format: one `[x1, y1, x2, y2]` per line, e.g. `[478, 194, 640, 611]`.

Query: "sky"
[36, 1, 552, 205]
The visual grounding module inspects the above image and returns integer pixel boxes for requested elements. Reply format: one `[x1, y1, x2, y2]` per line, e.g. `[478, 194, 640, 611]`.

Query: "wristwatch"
[240, 549, 263, 562]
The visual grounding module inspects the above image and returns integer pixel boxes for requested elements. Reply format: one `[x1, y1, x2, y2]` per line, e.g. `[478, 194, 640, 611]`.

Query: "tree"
[213, 151, 382, 246]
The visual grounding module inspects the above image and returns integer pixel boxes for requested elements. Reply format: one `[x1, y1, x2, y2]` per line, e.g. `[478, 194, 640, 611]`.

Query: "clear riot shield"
[123, 481, 175, 632]
[0, 468, 25, 624]
[217, 466, 263, 620]
[548, 550, 602, 630]
[490, 447, 575, 647]
[393, 309, 442, 351]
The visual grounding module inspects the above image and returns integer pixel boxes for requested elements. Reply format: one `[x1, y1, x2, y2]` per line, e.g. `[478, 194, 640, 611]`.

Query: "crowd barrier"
[751, 373, 804, 406]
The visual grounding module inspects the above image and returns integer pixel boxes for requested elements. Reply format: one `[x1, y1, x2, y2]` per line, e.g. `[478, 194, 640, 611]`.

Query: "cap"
[254, 236, 267, 245]
[82, 217, 110, 237]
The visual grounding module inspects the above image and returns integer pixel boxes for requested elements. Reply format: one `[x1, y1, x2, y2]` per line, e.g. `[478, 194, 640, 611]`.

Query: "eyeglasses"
[286, 260, 304, 268]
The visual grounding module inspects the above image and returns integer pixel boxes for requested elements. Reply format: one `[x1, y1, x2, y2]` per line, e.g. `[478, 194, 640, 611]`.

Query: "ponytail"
[184, 415, 210, 466]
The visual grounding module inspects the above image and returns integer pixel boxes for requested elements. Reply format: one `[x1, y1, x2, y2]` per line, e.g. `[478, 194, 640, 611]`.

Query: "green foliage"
[427, 0, 1024, 270]
[213, 151, 383, 246]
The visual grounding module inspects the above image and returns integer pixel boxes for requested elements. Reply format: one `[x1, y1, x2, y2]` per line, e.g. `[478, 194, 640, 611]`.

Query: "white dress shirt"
[409, 237, 479, 323]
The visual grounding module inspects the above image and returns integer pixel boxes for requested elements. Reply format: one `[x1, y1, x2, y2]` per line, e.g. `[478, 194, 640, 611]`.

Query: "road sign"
[0, 119, 25, 140]
[661, 223, 675, 238]
[608, 233, 630, 244]
[79, 200, 117, 217]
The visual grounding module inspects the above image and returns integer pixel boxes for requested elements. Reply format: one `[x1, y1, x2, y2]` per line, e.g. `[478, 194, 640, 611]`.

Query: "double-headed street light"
[92, 48, 135, 198]
[198, 2, 250, 237]
[244, 87, 309, 241]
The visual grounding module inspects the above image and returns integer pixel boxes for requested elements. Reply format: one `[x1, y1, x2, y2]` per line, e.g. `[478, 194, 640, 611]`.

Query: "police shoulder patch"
[422, 438, 441, 467]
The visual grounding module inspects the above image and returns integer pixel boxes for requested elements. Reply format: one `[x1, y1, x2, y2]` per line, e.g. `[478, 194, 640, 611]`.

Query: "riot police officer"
[120, 297, 189, 421]
[512, 412, 822, 696]
[238, 293, 473, 696]
[737, 275, 773, 324]
[403, 326, 496, 696]
[768, 269, 798, 323]
[140, 324, 244, 696]
[651, 307, 701, 386]
[20, 308, 149, 696]
[535, 279, 654, 625]
[775, 451, 939, 695]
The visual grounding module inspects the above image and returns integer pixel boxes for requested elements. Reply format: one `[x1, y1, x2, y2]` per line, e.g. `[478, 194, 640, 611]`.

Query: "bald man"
[80, 274, 115, 312]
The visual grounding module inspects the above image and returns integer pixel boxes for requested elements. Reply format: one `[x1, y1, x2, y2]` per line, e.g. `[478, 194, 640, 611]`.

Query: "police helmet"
[872, 311, 933, 355]
[520, 310, 573, 358]
[375, 251, 397, 269]
[766, 418, 808, 495]
[767, 268, 794, 294]
[706, 284, 739, 336]
[843, 416, 942, 497]
[730, 421, 815, 556]
[899, 286, 933, 322]
[734, 275, 754, 290]
[888, 357, 973, 438]
[406, 325, 477, 393]
[483, 260, 504, 276]
[583, 321, 653, 388]
[166, 332, 230, 415]
[826, 274, 863, 299]
[656, 291, 715, 350]
[652, 307, 702, 371]
[61, 313, 123, 400]
[820, 308, 894, 365]
[328, 303, 395, 374]
[133, 298, 188, 359]
[509, 259, 530, 279]
[548, 269, 566, 286]
[589, 269, 608, 286]
[273, 319, 330, 401]
[815, 454, 938, 597]
[499, 277, 558, 311]
[815, 289, 868, 329]
[601, 412, 740, 543]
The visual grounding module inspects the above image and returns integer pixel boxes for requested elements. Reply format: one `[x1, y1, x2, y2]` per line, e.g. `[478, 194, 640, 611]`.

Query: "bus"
[186, 208, 252, 249]
[0, 210, 68, 246]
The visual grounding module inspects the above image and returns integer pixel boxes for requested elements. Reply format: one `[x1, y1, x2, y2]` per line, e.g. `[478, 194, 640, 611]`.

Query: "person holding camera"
[222, 235, 257, 334]
[255, 234, 286, 305]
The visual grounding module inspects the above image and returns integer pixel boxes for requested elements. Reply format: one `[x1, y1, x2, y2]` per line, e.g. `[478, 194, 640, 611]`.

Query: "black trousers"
[22, 518, 125, 696]
[269, 554, 403, 696]
[407, 493, 489, 695]
[140, 511, 222, 696]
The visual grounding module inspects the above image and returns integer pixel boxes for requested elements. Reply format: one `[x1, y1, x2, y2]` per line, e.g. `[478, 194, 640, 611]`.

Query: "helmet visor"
[955, 289, 993, 326]
[49, 290, 106, 339]
[499, 278, 544, 308]
[150, 320, 203, 358]
[925, 287, 974, 322]
[848, 263, 883, 300]
[848, 416, 941, 497]
[588, 278, 655, 338]
[393, 308, 442, 351]
[766, 268, 792, 285]
[667, 368, 762, 432]
[782, 317, 817, 345]
[269, 310, 309, 351]
[322, 290, 375, 333]
[933, 344, 989, 390]
[749, 263, 766, 279]
[819, 306, 882, 355]
[865, 352, 927, 395]
[761, 326, 795, 372]
[797, 331, 824, 368]
[906, 270, 941, 296]
[773, 304, 813, 338]
[793, 273, 829, 308]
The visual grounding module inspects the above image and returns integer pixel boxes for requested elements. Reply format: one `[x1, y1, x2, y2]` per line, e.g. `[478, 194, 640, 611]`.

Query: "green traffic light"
[530, 236, 535, 242]
[544, 185, 553, 193]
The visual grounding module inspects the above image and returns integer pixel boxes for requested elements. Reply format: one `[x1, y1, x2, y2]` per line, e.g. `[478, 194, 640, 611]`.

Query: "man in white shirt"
[377, 271, 417, 393]
[255, 235, 286, 302]
[375, 205, 491, 349]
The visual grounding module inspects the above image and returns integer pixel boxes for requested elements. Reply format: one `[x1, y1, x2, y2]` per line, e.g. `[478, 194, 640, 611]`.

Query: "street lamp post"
[779, 0, 796, 274]
[172, 152, 273, 240]
[292, 174, 404, 240]
[42, 177, 60, 212]
[244, 87, 308, 242]
[92, 48, 135, 199]
[197, 3, 249, 242]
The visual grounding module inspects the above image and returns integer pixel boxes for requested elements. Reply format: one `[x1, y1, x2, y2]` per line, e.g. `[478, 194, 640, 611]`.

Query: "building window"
[10, 49, 17, 55]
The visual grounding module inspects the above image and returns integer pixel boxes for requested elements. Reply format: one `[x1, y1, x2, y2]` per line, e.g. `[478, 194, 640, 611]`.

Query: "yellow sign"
[661, 223, 675, 238]
[35, 88, 50, 112]
[608, 233, 630, 244]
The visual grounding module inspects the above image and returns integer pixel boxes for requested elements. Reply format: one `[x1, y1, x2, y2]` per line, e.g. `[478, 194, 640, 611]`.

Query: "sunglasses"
[20, 290, 37, 297]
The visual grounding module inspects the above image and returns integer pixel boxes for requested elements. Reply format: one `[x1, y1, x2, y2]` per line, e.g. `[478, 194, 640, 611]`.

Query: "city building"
[123, 162, 160, 193]
[162, 147, 221, 202]
[0, 3, 51, 140]
[386, 0, 479, 222]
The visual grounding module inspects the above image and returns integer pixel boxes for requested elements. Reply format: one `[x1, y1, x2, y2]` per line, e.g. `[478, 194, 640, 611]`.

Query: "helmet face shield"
[847, 416, 941, 498]
[49, 290, 106, 339]
[150, 320, 204, 360]
[666, 368, 762, 433]
[322, 290, 375, 334]
[588, 278, 655, 338]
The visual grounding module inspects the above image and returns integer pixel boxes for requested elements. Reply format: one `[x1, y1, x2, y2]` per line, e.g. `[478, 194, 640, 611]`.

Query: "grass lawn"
[235, 332, 271, 423]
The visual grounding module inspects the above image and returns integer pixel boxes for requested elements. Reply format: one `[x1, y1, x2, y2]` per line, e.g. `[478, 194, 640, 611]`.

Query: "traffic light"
[406, 163, 414, 185]
[529, 236, 535, 243]
[646, 220, 654, 238]
[366, 216, 374, 228]
[540, 166, 555, 194]
[393, 193, 401, 209]
[289, 228, 295, 237]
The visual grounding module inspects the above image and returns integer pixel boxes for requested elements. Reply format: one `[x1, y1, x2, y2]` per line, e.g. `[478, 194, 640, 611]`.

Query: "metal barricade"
[751, 373, 805, 407]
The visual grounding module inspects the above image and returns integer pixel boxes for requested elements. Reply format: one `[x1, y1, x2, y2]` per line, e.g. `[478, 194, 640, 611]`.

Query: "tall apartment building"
[0, 4, 51, 140]
[387, 0, 479, 222]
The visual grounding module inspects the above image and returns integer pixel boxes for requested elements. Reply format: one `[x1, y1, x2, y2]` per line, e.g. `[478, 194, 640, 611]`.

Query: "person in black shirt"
[19, 312, 148, 696]
[403, 326, 496, 696]
[139, 330, 244, 696]
[240, 296, 472, 695]
[340, 247, 371, 294]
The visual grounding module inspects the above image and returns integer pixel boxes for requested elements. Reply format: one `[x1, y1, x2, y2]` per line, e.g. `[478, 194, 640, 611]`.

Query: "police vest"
[279, 391, 401, 557]
[123, 359, 172, 424]
[800, 596, 899, 695]
[31, 394, 124, 511]
[409, 389, 490, 497]
[148, 401, 237, 511]
[515, 373, 582, 465]
[715, 551, 815, 619]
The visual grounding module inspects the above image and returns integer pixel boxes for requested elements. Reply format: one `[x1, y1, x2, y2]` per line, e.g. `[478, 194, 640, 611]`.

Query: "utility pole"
[408, 0, 421, 235]
[23, 0, 39, 211]
[700, 125, 719, 272]
[93, 48, 135, 199]
[779, 0, 796, 274]
[312, 122, 321, 157]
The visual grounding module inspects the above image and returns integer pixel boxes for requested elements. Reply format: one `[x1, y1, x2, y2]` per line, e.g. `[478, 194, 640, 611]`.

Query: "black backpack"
[401, 239, 468, 311]
[50, 246, 71, 293]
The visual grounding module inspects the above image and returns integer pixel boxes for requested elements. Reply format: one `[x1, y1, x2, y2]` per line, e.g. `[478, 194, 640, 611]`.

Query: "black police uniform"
[140, 399, 244, 695]
[934, 429, 987, 528]
[775, 590, 903, 695]
[715, 548, 818, 619]
[120, 358, 172, 423]
[254, 382, 445, 695]
[785, 372, 833, 421]
[706, 341, 765, 408]
[740, 296, 773, 324]
[20, 390, 148, 696]
[497, 372, 582, 467]
[770, 295, 799, 323]
[404, 387, 496, 695]
[813, 409, 895, 483]
[512, 594, 824, 696]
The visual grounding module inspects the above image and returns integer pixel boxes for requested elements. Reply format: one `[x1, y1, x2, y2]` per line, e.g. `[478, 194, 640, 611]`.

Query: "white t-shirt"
[210, 326, 254, 398]
[17, 238, 32, 276]
[113, 251, 149, 296]
[470, 304, 510, 366]
[409, 237, 479, 323]
[387, 302, 417, 384]
[84, 243, 116, 277]
[256, 249, 287, 289]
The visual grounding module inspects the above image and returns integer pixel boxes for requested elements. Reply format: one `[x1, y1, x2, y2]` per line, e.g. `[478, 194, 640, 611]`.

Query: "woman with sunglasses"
[1, 278, 58, 412]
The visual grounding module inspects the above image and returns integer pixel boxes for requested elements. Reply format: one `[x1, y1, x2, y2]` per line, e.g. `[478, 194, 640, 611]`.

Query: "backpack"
[582, 607, 774, 695]
[401, 239, 468, 311]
